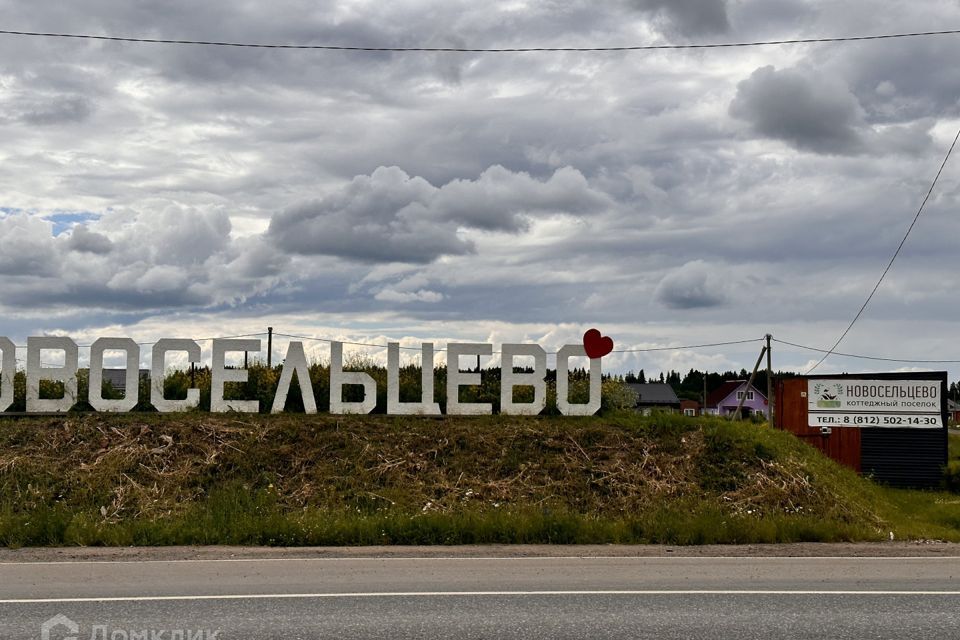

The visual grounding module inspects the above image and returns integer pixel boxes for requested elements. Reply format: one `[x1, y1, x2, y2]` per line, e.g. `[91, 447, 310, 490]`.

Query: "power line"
[613, 338, 762, 353]
[275, 332, 431, 352]
[2, 28, 960, 52]
[774, 338, 960, 364]
[131, 332, 267, 347]
[274, 332, 761, 355]
[805, 124, 960, 374]
[4, 332, 760, 354]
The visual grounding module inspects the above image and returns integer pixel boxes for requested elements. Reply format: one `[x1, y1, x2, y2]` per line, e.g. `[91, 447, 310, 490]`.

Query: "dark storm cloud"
[828, 39, 960, 124]
[630, 0, 730, 35]
[729, 65, 866, 154]
[732, 0, 814, 35]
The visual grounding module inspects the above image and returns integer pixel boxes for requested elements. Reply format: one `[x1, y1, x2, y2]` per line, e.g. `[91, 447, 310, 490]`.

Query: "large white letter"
[500, 344, 547, 416]
[210, 338, 260, 413]
[329, 341, 376, 414]
[0, 337, 15, 411]
[446, 343, 492, 415]
[89, 337, 140, 412]
[26, 336, 78, 412]
[151, 339, 201, 412]
[556, 344, 601, 416]
[387, 342, 441, 415]
[271, 341, 317, 414]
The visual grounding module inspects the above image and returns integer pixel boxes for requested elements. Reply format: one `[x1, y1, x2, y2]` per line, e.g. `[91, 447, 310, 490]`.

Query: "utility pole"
[766, 334, 774, 428]
[702, 374, 707, 416]
[267, 326, 274, 368]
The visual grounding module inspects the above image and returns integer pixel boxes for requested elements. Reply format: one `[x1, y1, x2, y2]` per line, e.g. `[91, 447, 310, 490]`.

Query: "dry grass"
[0, 412, 950, 545]
[0, 413, 862, 516]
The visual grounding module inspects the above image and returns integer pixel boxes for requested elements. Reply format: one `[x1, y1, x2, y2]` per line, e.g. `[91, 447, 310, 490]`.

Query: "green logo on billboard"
[814, 383, 843, 408]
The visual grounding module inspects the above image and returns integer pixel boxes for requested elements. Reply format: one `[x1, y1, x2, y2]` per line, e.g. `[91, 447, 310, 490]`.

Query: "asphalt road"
[2, 552, 959, 639]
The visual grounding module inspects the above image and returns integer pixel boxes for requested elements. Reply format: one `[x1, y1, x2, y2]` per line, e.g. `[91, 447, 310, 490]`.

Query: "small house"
[625, 383, 681, 415]
[680, 399, 701, 417]
[102, 368, 150, 393]
[704, 380, 768, 418]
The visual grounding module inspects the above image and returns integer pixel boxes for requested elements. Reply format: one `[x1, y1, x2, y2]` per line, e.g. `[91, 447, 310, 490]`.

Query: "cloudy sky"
[2, 0, 960, 378]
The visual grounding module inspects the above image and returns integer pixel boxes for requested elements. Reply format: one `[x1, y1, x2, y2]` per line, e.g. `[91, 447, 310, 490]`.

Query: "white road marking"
[2, 590, 959, 604]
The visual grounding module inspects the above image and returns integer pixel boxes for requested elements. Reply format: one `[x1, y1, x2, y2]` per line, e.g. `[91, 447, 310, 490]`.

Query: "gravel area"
[3, 541, 960, 562]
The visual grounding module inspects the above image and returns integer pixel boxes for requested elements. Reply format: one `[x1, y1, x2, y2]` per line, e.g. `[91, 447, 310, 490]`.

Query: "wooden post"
[766, 334, 774, 428]
[702, 374, 707, 416]
[733, 345, 767, 420]
[267, 326, 273, 368]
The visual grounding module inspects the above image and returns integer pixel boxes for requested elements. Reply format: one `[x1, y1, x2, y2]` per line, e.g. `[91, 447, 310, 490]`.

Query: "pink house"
[704, 380, 768, 418]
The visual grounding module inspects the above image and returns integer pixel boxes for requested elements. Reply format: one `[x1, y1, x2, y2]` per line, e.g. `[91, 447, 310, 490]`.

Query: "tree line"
[620, 368, 960, 405]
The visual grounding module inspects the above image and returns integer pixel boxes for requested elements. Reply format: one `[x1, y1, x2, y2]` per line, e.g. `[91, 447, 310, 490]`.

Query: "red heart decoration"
[583, 328, 614, 359]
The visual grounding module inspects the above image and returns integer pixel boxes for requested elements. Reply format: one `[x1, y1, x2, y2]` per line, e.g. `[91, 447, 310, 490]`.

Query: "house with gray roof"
[102, 368, 149, 393]
[625, 382, 681, 415]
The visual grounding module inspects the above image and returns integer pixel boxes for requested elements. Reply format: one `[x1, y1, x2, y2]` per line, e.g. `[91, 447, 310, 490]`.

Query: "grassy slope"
[1, 412, 958, 546]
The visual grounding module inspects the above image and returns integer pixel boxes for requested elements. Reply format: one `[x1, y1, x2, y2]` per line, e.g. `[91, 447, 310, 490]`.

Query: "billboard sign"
[807, 378, 943, 428]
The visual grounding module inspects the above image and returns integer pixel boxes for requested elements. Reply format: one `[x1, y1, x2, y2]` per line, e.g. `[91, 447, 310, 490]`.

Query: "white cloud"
[0, 214, 59, 276]
[654, 260, 730, 310]
[267, 164, 609, 263]
[374, 288, 445, 303]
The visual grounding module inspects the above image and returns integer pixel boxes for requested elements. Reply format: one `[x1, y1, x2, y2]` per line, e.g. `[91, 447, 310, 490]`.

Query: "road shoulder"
[3, 541, 960, 562]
